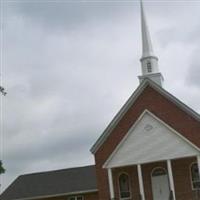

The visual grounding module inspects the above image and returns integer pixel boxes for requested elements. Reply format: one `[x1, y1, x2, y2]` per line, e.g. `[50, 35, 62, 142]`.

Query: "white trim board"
[91, 79, 200, 154]
[103, 110, 200, 168]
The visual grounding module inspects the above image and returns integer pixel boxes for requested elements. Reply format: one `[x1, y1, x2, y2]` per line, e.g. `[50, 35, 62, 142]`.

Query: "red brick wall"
[172, 157, 198, 200]
[94, 85, 200, 200]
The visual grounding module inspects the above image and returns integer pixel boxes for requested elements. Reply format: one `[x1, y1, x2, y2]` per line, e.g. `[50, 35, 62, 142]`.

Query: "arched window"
[119, 173, 131, 199]
[190, 163, 200, 190]
[147, 62, 152, 73]
[152, 167, 167, 177]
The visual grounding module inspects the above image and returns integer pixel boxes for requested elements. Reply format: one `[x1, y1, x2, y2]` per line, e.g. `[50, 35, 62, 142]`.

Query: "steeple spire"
[138, 0, 164, 86]
[140, 0, 155, 58]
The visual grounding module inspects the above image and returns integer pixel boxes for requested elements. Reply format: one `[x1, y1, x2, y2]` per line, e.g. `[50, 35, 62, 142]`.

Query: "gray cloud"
[186, 47, 200, 87]
[5, 1, 139, 33]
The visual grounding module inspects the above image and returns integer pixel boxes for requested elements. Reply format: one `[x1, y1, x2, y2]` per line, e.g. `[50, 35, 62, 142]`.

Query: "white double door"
[152, 171, 170, 200]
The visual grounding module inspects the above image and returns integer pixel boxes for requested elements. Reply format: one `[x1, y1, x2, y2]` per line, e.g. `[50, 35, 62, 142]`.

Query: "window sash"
[191, 163, 200, 190]
[119, 173, 131, 199]
[68, 196, 84, 200]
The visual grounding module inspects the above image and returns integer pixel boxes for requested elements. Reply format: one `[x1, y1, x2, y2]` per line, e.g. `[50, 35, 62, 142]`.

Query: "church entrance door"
[151, 168, 170, 200]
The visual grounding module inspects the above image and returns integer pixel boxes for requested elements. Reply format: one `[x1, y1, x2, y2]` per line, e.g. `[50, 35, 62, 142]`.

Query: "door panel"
[152, 169, 170, 200]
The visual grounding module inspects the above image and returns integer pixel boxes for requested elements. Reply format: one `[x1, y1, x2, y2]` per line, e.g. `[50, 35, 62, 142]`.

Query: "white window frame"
[68, 196, 84, 200]
[118, 172, 132, 200]
[190, 162, 200, 190]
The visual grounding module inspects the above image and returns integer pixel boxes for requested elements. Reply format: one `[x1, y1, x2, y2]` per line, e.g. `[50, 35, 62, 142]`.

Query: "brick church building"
[1, 1, 200, 200]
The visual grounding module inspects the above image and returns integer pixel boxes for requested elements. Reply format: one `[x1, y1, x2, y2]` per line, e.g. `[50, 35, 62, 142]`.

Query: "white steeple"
[138, 0, 164, 86]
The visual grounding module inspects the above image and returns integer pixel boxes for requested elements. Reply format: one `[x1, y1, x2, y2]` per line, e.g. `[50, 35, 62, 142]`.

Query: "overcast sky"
[0, 0, 200, 193]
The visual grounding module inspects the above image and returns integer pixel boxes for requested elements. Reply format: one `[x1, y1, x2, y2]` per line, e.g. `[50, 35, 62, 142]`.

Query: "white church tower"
[138, 0, 164, 86]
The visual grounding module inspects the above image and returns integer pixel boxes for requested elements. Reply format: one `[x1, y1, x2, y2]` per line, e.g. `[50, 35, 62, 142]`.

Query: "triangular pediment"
[104, 110, 200, 168]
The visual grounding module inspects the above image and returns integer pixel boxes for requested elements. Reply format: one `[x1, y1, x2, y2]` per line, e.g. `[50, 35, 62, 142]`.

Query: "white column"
[137, 164, 145, 200]
[108, 168, 114, 200]
[167, 160, 176, 200]
[197, 155, 200, 178]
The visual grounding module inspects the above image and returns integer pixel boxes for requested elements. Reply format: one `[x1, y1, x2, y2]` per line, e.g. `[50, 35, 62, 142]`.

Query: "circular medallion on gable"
[144, 124, 153, 131]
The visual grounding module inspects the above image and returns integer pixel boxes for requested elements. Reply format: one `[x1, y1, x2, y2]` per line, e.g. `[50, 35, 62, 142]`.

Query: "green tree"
[0, 160, 5, 174]
[0, 86, 6, 96]
[0, 85, 6, 175]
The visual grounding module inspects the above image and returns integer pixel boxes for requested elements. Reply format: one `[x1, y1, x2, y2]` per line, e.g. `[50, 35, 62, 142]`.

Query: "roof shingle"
[1, 165, 97, 200]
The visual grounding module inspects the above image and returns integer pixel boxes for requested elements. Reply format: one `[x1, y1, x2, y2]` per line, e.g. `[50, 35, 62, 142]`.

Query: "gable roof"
[90, 78, 200, 154]
[0, 165, 97, 200]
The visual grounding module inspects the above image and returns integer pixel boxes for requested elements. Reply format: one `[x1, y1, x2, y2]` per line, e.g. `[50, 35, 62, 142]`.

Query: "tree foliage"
[0, 160, 5, 174]
[0, 86, 6, 96]
[0, 85, 6, 175]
